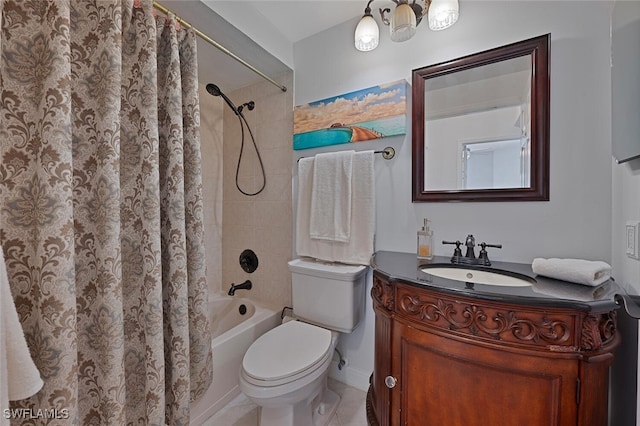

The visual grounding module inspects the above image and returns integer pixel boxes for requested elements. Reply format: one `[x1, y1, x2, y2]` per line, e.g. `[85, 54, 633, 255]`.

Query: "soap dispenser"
[417, 218, 433, 260]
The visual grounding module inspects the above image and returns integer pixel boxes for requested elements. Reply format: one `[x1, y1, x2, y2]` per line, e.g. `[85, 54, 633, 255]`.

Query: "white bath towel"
[310, 150, 353, 242]
[531, 258, 612, 287]
[0, 245, 43, 420]
[296, 150, 375, 265]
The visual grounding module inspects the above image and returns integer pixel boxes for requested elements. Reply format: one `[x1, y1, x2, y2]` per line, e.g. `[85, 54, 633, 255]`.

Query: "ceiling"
[239, 1, 365, 44]
[158, 1, 367, 92]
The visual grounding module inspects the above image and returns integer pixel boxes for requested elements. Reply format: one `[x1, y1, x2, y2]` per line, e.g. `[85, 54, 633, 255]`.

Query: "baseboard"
[328, 360, 370, 391]
[190, 385, 240, 425]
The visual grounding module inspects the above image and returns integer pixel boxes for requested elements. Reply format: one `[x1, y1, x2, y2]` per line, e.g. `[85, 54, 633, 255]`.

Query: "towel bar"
[615, 293, 640, 319]
[297, 146, 395, 162]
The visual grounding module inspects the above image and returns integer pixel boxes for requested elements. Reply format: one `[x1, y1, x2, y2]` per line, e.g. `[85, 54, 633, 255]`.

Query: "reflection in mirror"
[461, 138, 529, 190]
[424, 55, 531, 190]
[412, 34, 549, 202]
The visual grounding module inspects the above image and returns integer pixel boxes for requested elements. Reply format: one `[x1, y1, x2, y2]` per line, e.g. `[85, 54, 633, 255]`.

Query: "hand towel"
[310, 150, 353, 242]
[532, 279, 612, 302]
[0, 245, 43, 419]
[531, 258, 612, 287]
[296, 150, 375, 265]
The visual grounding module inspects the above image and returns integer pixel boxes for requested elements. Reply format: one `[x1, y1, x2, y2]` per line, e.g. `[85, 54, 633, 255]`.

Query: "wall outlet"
[626, 221, 640, 260]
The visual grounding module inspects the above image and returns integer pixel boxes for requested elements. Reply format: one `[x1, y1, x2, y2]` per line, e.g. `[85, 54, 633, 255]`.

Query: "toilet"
[239, 257, 368, 426]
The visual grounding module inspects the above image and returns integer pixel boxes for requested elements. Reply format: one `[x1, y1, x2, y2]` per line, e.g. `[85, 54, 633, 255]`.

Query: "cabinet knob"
[384, 376, 397, 389]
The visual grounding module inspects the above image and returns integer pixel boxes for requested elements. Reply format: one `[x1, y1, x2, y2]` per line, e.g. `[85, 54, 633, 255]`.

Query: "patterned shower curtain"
[0, 1, 212, 425]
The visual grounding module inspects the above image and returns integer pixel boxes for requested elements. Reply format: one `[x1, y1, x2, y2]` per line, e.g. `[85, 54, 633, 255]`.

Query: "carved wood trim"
[580, 311, 617, 351]
[372, 276, 394, 312]
[397, 289, 576, 349]
[366, 386, 380, 426]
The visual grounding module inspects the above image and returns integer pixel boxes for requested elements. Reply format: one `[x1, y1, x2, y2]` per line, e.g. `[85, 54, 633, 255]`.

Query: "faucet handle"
[442, 240, 463, 258]
[483, 243, 502, 249]
[478, 242, 502, 266]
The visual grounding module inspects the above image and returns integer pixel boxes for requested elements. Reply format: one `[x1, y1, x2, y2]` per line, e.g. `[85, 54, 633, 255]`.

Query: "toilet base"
[312, 387, 340, 426]
[257, 380, 340, 426]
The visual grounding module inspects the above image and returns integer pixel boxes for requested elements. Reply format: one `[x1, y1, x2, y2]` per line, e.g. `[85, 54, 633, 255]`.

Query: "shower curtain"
[0, 1, 212, 425]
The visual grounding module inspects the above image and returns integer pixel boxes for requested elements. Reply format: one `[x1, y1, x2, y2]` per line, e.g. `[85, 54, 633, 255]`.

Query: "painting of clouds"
[293, 80, 408, 150]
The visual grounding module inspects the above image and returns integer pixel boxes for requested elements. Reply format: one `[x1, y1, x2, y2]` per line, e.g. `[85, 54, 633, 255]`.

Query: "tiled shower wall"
[221, 72, 294, 309]
[199, 82, 224, 297]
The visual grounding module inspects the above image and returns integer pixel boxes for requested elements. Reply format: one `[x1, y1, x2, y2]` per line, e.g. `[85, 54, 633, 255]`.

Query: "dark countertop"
[371, 251, 623, 312]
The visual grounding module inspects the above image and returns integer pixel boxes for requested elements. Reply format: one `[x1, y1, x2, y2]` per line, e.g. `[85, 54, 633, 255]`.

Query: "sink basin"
[420, 265, 534, 287]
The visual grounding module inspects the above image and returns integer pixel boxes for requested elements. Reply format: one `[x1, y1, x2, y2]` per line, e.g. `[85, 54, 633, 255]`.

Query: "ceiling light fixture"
[354, 3, 380, 51]
[354, 0, 459, 52]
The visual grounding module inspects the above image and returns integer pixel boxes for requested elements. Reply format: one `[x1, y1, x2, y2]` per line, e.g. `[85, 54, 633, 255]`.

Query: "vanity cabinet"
[367, 271, 619, 426]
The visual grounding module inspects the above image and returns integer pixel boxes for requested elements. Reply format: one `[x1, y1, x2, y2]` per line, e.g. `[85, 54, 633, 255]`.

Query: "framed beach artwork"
[293, 80, 408, 150]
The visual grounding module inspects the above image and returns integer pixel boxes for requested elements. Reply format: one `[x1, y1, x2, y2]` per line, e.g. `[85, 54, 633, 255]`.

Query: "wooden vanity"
[366, 251, 620, 426]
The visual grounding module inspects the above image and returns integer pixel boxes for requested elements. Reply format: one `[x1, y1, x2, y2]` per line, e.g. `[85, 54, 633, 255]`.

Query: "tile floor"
[201, 379, 368, 426]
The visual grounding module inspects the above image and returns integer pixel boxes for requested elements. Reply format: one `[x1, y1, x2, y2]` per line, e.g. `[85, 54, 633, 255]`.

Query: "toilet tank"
[288, 258, 368, 333]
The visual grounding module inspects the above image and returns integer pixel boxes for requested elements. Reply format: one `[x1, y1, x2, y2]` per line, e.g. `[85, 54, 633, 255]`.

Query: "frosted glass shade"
[390, 3, 417, 42]
[355, 15, 379, 51]
[428, 0, 459, 31]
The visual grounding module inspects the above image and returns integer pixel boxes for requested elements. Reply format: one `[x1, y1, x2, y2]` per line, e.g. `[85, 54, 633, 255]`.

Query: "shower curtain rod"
[152, 1, 287, 93]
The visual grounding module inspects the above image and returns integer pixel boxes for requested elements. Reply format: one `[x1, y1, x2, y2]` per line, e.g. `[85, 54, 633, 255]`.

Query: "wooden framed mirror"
[412, 34, 550, 202]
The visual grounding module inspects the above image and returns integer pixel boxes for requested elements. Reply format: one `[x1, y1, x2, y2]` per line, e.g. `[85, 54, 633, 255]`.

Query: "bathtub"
[190, 294, 280, 425]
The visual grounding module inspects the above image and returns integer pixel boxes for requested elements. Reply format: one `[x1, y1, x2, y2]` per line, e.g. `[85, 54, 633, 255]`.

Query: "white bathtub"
[190, 294, 280, 425]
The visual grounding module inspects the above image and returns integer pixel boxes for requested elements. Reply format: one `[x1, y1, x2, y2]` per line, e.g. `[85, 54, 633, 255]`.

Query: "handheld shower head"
[206, 83, 239, 115]
[206, 83, 264, 196]
[205, 83, 222, 96]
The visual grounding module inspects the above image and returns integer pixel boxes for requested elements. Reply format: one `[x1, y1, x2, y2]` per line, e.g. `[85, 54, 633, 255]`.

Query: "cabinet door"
[391, 320, 579, 426]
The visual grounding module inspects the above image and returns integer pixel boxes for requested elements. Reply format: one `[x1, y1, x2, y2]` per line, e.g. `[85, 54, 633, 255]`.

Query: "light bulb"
[355, 14, 379, 51]
[428, 0, 459, 31]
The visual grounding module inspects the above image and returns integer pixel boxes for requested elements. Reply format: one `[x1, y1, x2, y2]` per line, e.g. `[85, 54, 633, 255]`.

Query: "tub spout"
[228, 280, 252, 296]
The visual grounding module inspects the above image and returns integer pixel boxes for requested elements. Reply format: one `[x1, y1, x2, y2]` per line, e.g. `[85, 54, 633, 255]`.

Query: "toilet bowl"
[238, 258, 368, 426]
[239, 320, 340, 426]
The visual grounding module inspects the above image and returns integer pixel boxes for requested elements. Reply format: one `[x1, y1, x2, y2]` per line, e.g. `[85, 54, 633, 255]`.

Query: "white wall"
[609, 2, 640, 424]
[203, 0, 294, 69]
[293, 0, 614, 392]
[611, 18, 640, 419]
[612, 160, 640, 294]
[611, 0, 640, 298]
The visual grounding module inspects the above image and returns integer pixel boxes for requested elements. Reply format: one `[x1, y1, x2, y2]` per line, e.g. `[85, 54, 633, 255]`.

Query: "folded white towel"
[0, 245, 43, 419]
[532, 279, 612, 301]
[310, 150, 353, 242]
[296, 150, 375, 265]
[531, 258, 612, 287]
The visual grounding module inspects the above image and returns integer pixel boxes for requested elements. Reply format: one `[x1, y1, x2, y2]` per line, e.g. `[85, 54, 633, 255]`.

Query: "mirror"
[412, 34, 550, 202]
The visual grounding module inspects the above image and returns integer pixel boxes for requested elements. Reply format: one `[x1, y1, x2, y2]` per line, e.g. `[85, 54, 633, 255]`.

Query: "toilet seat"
[242, 320, 333, 387]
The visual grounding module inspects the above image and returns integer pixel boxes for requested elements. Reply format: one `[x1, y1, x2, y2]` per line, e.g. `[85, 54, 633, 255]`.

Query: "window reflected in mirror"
[461, 138, 530, 190]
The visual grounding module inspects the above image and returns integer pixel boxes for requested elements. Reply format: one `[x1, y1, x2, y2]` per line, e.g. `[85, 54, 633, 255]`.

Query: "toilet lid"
[242, 321, 332, 382]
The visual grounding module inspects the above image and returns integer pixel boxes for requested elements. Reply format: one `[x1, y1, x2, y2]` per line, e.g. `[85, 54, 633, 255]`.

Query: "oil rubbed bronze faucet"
[228, 280, 252, 296]
[443, 234, 502, 266]
[464, 234, 476, 258]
